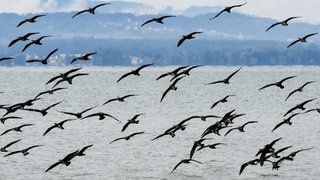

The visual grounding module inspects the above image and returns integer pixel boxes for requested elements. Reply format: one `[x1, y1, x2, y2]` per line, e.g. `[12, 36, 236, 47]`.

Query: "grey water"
[0, 66, 319, 180]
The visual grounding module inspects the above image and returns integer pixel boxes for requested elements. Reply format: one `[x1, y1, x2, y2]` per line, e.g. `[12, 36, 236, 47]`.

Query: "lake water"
[0, 66, 319, 180]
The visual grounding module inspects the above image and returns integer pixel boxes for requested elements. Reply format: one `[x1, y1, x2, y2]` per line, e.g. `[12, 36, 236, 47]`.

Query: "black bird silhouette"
[22, 35, 51, 52]
[0, 139, 21, 152]
[304, 108, 320, 114]
[52, 73, 89, 88]
[170, 65, 202, 81]
[156, 65, 189, 80]
[256, 137, 282, 165]
[210, 2, 247, 20]
[141, 15, 176, 26]
[81, 112, 120, 122]
[210, 95, 235, 109]
[184, 115, 220, 122]
[0, 57, 14, 62]
[189, 138, 212, 159]
[58, 106, 96, 119]
[285, 81, 315, 101]
[266, 16, 301, 31]
[206, 67, 242, 85]
[1, 124, 34, 136]
[267, 145, 293, 158]
[0, 98, 41, 117]
[0, 116, 22, 124]
[117, 63, 153, 82]
[272, 113, 300, 132]
[265, 157, 287, 170]
[283, 147, 313, 161]
[8, 32, 39, 47]
[283, 98, 316, 117]
[121, 113, 144, 132]
[177, 32, 202, 47]
[4, 145, 42, 157]
[171, 159, 202, 174]
[26, 48, 58, 65]
[151, 122, 188, 141]
[43, 119, 75, 136]
[224, 121, 258, 136]
[72, 3, 110, 18]
[70, 52, 97, 64]
[197, 143, 226, 151]
[109, 131, 144, 144]
[23, 101, 62, 116]
[259, 75, 297, 90]
[76, 144, 93, 156]
[46, 67, 82, 85]
[103, 94, 138, 105]
[239, 159, 260, 175]
[201, 121, 230, 138]
[45, 150, 79, 172]
[160, 76, 185, 102]
[35, 87, 67, 99]
[17, 14, 45, 27]
[287, 33, 318, 48]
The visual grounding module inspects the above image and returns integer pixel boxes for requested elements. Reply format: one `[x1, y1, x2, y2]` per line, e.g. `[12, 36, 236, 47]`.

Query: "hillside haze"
[0, 1, 320, 66]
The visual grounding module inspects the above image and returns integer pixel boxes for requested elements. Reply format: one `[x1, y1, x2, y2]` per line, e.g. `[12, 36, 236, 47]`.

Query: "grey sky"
[0, 0, 319, 24]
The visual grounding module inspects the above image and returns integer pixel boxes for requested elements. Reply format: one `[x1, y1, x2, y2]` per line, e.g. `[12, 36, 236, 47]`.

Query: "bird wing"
[224, 128, 237, 136]
[258, 83, 277, 90]
[285, 89, 299, 101]
[279, 75, 297, 84]
[103, 98, 117, 105]
[23, 32, 40, 39]
[283, 106, 298, 117]
[210, 100, 221, 109]
[46, 75, 62, 85]
[80, 106, 97, 114]
[117, 71, 133, 82]
[210, 9, 226, 20]
[243, 121, 258, 127]
[177, 36, 187, 47]
[45, 161, 61, 172]
[46, 101, 62, 111]
[159, 15, 176, 20]
[141, 19, 155, 27]
[59, 111, 77, 117]
[72, 9, 89, 18]
[136, 63, 153, 72]
[271, 121, 286, 132]
[156, 72, 170, 80]
[121, 121, 131, 132]
[1, 128, 14, 136]
[171, 160, 184, 173]
[226, 67, 242, 81]
[17, 19, 28, 27]
[45, 48, 58, 60]
[287, 39, 300, 48]
[266, 22, 281, 31]
[4, 150, 22, 157]
[26, 59, 42, 63]
[31, 14, 46, 20]
[129, 131, 145, 138]
[65, 67, 82, 76]
[285, 16, 300, 22]
[303, 32, 318, 40]
[109, 137, 125, 144]
[206, 80, 225, 85]
[239, 161, 250, 175]
[189, 142, 198, 159]
[25, 145, 42, 151]
[160, 85, 172, 102]
[52, 78, 66, 88]
[122, 94, 137, 100]
[4, 139, 21, 149]
[78, 144, 93, 154]
[43, 125, 57, 136]
[93, 3, 110, 10]
[22, 41, 34, 52]
[8, 38, 20, 47]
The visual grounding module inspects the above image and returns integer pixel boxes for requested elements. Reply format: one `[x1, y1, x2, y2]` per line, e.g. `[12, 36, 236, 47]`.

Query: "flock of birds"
[0, 1, 318, 177]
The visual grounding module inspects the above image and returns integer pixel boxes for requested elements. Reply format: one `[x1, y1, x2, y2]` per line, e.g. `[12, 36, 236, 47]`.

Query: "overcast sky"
[0, 0, 319, 24]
